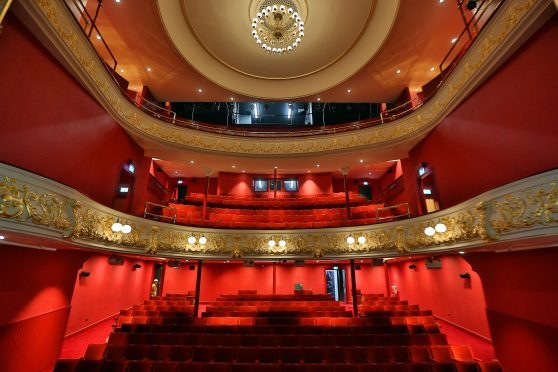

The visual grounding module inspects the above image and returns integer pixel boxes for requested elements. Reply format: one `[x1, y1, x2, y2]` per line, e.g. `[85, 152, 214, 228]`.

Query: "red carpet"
[59, 318, 115, 359]
[437, 318, 496, 361]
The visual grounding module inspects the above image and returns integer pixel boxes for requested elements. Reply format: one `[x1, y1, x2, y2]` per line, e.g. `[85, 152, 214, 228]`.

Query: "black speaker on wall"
[108, 255, 124, 265]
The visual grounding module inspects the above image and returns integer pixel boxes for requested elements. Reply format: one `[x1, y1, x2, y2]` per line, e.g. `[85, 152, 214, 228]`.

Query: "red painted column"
[273, 168, 277, 199]
[202, 169, 212, 221]
[273, 262, 277, 295]
[193, 260, 203, 317]
[341, 167, 351, 219]
[350, 259, 358, 317]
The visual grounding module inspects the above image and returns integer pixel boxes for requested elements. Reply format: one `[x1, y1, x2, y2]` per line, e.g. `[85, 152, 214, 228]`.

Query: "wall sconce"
[424, 223, 447, 236]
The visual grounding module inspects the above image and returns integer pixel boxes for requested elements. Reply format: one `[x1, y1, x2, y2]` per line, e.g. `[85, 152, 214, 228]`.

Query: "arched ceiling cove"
[157, 0, 399, 99]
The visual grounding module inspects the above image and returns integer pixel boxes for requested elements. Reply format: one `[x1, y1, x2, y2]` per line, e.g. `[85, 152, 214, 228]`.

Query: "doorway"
[325, 267, 347, 302]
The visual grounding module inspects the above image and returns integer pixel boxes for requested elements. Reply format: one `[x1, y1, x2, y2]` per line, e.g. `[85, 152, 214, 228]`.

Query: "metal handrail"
[375, 203, 411, 222]
[144, 202, 177, 223]
[65, 0, 117, 72]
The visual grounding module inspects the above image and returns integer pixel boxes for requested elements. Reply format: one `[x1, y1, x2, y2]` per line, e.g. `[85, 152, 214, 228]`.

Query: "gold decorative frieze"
[1, 164, 557, 259]
[13, 0, 550, 156]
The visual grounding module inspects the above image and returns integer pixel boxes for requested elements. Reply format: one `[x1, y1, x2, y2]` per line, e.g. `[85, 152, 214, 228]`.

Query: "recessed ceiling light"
[116, 0, 121, 3]
[347, 89, 351, 93]
[359, 159, 364, 163]
[0, 235, 5, 240]
[242, 170, 246, 173]
[307, 170, 311, 173]
[146, 67, 152, 72]
[230, 97, 234, 100]
[198, 89, 203, 93]
[317, 98, 321, 101]
[430, 67, 435, 72]
[152, 158, 160, 160]
[274, 166, 278, 169]
[316, 164, 320, 167]
[368, 172, 372, 175]
[459, 251, 465, 254]
[451, 37, 458, 44]
[96, 35, 101, 40]
[190, 160, 195, 164]
[232, 165, 236, 168]
[174, 171, 178, 174]
[388, 159, 398, 162]
[439, 0, 444, 3]
[415, 88, 421, 92]
[396, 69, 401, 74]
[120, 68, 124, 73]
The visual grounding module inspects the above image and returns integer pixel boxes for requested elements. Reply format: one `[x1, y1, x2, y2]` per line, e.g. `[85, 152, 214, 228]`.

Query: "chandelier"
[251, 0, 305, 54]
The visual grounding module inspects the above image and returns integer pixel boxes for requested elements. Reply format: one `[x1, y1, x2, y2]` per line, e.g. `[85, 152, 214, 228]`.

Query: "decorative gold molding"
[2, 164, 557, 259]
[12, 0, 551, 156]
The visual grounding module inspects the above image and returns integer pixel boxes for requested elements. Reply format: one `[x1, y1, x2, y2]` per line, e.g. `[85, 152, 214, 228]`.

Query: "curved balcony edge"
[1, 163, 557, 260]
[12, 0, 555, 157]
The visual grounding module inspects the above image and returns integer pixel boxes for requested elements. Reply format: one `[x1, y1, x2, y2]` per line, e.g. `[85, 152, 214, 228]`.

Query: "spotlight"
[79, 271, 91, 277]
[460, 272, 471, 279]
[466, 0, 477, 10]
[347, 235, 355, 244]
[408, 264, 417, 269]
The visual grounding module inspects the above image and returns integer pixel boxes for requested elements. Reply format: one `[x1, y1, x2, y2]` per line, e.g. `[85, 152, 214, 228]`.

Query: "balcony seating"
[165, 193, 388, 229]
[55, 292, 502, 372]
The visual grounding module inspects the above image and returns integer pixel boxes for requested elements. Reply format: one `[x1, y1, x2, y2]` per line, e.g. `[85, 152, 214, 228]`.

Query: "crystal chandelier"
[251, 0, 305, 54]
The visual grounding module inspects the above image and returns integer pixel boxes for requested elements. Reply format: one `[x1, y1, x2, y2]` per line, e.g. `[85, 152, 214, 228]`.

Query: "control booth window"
[284, 178, 299, 192]
[253, 178, 268, 192]
[270, 179, 282, 190]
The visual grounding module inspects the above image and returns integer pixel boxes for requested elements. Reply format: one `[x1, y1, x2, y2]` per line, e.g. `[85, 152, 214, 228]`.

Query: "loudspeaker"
[294, 260, 305, 267]
[460, 272, 471, 279]
[408, 264, 417, 269]
[79, 271, 91, 277]
[372, 258, 384, 266]
[354, 264, 361, 270]
[188, 264, 196, 270]
[425, 257, 442, 269]
[243, 260, 255, 267]
[108, 255, 124, 265]
[168, 260, 180, 269]
[132, 264, 141, 270]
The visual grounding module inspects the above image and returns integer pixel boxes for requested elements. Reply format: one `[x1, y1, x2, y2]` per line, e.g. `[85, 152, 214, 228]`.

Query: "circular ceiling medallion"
[156, 0, 400, 99]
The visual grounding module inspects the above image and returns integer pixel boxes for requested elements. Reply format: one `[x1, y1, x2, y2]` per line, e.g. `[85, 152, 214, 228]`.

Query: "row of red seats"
[210, 301, 341, 306]
[177, 218, 379, 229]
[202, 311, 353, 318]
[120, 310, 194, 317]
[205, 304, 346, 311]
[114, 324, 424, 336]
[86, 344, 474, 364]
[216, 294, 334, 301]
[360, 305, 419, 312]
[141, 301, 192, 307]
[360, 310, 434, 318]
[107, 332, 448, 348]
[54, 359, 503, 372]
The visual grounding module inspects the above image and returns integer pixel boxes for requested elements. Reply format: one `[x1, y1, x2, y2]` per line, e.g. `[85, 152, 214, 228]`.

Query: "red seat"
[84, 344, 107, 360]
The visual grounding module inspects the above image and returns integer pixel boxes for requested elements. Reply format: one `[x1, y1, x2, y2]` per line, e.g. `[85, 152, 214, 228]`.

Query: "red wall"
[162, 261, 388, 302]
[0, 245, 88, 372]
[0, 15, 147, 208]
[65, 255, 154, 336]
[387, 255, 490, 338]
[466, 249, 558, 371]
[218, 172, 333, 196]
[406, 18, 558, 209]
[173, 177, 219, 196]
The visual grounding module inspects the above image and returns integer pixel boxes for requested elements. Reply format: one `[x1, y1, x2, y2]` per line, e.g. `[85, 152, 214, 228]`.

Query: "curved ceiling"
[158, 0, 399, 99]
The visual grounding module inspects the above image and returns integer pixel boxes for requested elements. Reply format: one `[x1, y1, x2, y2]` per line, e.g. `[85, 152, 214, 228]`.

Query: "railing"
[144, 202, 177, 224]
[62, 0, 505, 138]
[376, 203, 411, 223]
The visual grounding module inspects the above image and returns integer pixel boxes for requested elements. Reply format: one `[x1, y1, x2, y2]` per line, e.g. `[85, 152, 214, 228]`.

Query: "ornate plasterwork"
[13, 0, 549, 156]
[1, 164, 557, 259]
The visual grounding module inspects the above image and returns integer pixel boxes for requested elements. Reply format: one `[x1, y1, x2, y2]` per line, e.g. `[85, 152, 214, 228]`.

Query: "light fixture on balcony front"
[188, 235, 197, 244]
[268, 239, 276, 247]
[424, 226, 436, 237]
[199, 236, 207, 245]
[347, 235, 355, 244]
[121, 224, 132, 234]
[111, 220, 123, 232]
[279, 237, 287, 247]
[434, 223, 447, 233]
[357, 236, 366, 244]
[251, 1, 305, 54]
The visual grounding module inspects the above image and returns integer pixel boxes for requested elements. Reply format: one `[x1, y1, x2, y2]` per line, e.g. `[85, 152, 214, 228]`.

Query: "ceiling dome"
[157, 0, 400, 99]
